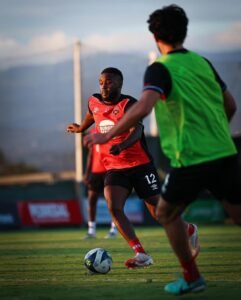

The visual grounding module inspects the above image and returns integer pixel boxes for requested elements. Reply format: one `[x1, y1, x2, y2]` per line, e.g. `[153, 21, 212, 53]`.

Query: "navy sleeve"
[143, 62, 172, 98]
[204, 59, 227, 91]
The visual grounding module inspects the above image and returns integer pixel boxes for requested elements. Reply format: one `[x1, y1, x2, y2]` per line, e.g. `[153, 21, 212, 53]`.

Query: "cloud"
[83, 23, 241, 56]
[1, 23, 241, 70]
[0, 32, 75, 69]
[216, 22, 241, 46]
[0, 37, 19, 55]
[0, 31, 155, 69]
[28, 32, 73, 52]
[187, 21, 241, 52]
[83, 32, 154, 54]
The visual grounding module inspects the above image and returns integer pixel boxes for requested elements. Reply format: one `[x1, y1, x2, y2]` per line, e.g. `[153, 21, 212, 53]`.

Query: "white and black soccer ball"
[84, 248, 112, 274]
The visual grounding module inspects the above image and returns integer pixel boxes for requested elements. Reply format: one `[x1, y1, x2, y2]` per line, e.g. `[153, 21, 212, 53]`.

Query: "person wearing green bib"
[84, 4, 241, 295]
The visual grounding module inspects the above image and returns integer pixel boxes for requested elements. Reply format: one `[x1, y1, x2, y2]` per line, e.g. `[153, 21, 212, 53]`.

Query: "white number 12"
[145, 173, 157, 184]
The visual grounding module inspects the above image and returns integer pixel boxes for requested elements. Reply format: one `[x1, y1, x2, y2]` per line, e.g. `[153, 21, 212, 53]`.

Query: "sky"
[1, 0, 241, 67]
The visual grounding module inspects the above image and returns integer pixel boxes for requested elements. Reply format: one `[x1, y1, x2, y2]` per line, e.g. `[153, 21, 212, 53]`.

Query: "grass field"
[0, 225, 241, 300]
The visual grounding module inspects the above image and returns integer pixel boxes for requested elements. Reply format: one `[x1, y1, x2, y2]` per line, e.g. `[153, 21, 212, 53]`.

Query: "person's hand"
[109, 144, 122, 155]
[66, 123, 80, 133]
[84, 132, 109, 147]
[83, 174, 89, 186]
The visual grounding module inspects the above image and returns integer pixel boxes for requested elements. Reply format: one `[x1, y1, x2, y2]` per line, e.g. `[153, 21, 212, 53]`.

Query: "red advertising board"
[18, 200, 83, 226]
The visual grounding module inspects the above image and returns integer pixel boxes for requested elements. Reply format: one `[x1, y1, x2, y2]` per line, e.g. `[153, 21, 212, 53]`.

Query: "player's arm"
[223, 89, 237, 121]
[66, 111, 94, 133]
[85, 90, 159, 146]
[84, 145, 93, 185]
[109, 122, 144, 155]
[110, 90, 159, 135]
[205, 58, 237, 121]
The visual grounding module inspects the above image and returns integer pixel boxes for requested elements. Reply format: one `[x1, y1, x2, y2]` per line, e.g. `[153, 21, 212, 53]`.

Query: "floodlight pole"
[148, 51, 158, 137]
[73, 40, 86, 222]
[73, 40, 83, 182]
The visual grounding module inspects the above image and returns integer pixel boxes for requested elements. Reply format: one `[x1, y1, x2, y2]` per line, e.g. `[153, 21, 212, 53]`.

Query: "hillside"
[0, 50, 240, 172]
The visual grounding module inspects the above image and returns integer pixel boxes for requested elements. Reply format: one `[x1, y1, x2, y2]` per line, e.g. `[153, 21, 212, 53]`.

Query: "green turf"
[0, 225, 241, 300]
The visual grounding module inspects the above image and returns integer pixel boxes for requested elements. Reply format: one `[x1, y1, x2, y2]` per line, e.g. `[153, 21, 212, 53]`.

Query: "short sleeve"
[143, 62, 172, 98]
[204, 59, 227, 91]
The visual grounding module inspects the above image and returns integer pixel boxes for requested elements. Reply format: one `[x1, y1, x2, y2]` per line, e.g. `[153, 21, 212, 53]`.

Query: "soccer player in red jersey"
[83, 127, 118, 239]
[67, 67, 199, 268]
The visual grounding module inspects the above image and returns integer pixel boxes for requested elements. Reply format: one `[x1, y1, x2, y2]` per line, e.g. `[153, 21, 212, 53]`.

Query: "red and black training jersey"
[88, 94, 152, 171]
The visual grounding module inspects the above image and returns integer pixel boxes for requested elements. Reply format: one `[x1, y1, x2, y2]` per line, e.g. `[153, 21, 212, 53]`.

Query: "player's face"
[99, 73, 121, 102]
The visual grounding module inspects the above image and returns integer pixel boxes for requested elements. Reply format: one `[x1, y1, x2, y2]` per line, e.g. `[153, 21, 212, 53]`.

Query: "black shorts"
[162, 154, 241, 205]
[104, 162, 161, 199]
[88, 172, 105, 193]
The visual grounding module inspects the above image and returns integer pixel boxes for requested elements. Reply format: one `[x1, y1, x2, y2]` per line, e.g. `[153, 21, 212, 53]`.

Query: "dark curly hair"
[147, 4, 188, 45]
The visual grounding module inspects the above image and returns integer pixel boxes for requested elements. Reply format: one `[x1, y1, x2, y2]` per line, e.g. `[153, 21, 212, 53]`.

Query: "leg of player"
[83, 190, 99, 239]
[144, 196, 200, 259]
[155, 197, 206, 295]
[104, 185, 152, 268]
[105, 221, 118, 239]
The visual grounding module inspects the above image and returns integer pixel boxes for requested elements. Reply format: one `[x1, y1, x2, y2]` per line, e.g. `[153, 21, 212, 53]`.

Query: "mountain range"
[0, 50, 240, 172]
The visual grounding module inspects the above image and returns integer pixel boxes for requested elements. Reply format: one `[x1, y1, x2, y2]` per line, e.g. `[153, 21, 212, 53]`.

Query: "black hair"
[101, 67, 123, 84]
[147, 4, 188, 45]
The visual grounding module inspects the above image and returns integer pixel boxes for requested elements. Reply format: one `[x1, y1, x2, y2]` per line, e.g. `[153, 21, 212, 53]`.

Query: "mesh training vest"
[154, 51, 237, 167]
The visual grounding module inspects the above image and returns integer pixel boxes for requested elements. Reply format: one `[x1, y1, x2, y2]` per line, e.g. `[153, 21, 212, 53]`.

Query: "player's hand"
[84, 132, 109, 147]
[66, 123, 80, 133]
[83, 174, 89, 186]
[109, 144, 122, 155]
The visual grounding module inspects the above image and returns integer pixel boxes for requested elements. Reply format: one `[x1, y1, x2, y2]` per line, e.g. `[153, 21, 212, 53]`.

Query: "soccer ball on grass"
[84, 248, 112, 274]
